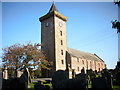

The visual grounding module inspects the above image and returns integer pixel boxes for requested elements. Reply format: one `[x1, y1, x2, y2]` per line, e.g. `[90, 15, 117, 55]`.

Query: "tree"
[2, 43, 50, 77]
[112, 20, 120, 33]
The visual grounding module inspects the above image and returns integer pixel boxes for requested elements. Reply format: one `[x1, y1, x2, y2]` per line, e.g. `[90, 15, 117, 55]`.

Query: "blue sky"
[2, 2, 118, 69]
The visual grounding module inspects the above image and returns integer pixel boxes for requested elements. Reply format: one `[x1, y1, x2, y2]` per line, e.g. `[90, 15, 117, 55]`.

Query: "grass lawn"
[28, 81, 120, 90]
[113, 85, 120, 90]
[28, 81, 53, 90]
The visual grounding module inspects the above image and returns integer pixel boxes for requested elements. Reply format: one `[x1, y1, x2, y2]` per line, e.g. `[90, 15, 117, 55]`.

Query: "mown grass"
[113, 85, 120, 90]
[28, 81, 120, 90]
[28, 81, 53, 90]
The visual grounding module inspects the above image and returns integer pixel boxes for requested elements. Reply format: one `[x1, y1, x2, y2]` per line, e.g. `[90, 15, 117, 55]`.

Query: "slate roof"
[67, 48, 104, 62]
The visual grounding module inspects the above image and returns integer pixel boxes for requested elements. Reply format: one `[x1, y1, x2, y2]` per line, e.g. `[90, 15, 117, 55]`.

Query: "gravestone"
[9, 78, 25, 89]
[72, 69, 76, 79]
[102, 69, 113, 89]
[92, 77, 107, 88]
[75, 70, 88, 89]
[52, 70, 68, 89]
[34, 81, 44, 90]
[17, 70, 23, 78]
[76, 69, 87, 80]
[65, 66, 73, 79]
[20, 68, 31, 88]
[2, 67, 8, 79]
[87, 69, 96, 80]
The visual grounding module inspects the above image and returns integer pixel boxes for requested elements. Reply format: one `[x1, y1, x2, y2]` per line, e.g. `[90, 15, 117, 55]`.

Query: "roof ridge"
[67, 47, 92, 54]
[67, 47, 103, 61]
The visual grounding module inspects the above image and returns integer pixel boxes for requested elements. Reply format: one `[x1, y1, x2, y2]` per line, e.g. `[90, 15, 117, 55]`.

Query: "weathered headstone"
[34, 81, 44, 90]
[20, 68, 31, 88]
[65, 66, 73, 79]
[92, 77, 107, 88]
[17, 70, 23, 78]
[76, 69, 87, 79]
[52, 70, 68, 89]
[102, 69, 113, 89]
[9, 78, 25, 89]
[75, 70, 88, 89]
[2, 67, 8, 79]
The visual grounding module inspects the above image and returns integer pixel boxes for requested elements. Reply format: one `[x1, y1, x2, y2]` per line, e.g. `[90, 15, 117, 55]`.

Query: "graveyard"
[2, 2, 120, 90]
[2, 66, 120, 90]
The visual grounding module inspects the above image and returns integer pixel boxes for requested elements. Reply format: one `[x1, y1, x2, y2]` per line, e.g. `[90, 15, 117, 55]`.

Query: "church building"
[39, 3, 105, 77]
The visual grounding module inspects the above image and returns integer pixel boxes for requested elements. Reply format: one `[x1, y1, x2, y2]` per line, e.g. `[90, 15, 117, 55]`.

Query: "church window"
[77, 58, 79, 62]
[98, 63, 100, 67]
[61, 50, 63, 55]
[60, 31, 62, 36]
[61, 60, 64, 64]
[78, 67, 79, 71]
[61, 40, 63, 45]
[90, 61, 92, 69]
[82, 60, 84, 65]
[101, 63, 103, 66]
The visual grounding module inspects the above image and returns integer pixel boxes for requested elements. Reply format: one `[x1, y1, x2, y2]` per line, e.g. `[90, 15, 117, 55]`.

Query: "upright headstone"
[9, 78, 25, 89]
[102, 69, 113, 89]
[17, 70, 23, 78]
[34, 81, 44, 90]
[2, 67, 8, 79]
[92, 77, 107, 88]
[75, 69, 88, 89]
[72, 69, 76, 79]
[20, 68, 31, 88]
[65, 65, 73, 79]
[52, 70, 68, 89]
[76, 69, 86, 79]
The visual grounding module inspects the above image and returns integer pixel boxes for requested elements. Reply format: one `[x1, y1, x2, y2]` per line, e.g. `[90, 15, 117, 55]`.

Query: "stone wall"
[70, 55, 105, 74]
[54, 16, 67, 71]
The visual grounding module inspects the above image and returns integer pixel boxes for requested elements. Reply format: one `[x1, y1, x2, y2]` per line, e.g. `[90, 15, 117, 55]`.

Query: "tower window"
[78, 67, 79, 71]
[61, 40, 63, 45]
[61, 50, 63, 55]
[61, 60, 64, 64]
[60, 31, 62, 36]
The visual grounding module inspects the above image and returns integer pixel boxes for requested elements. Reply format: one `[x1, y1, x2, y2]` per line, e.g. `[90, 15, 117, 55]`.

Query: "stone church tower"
[39, 3, 105, 78]
[39, 3, 68, 77]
